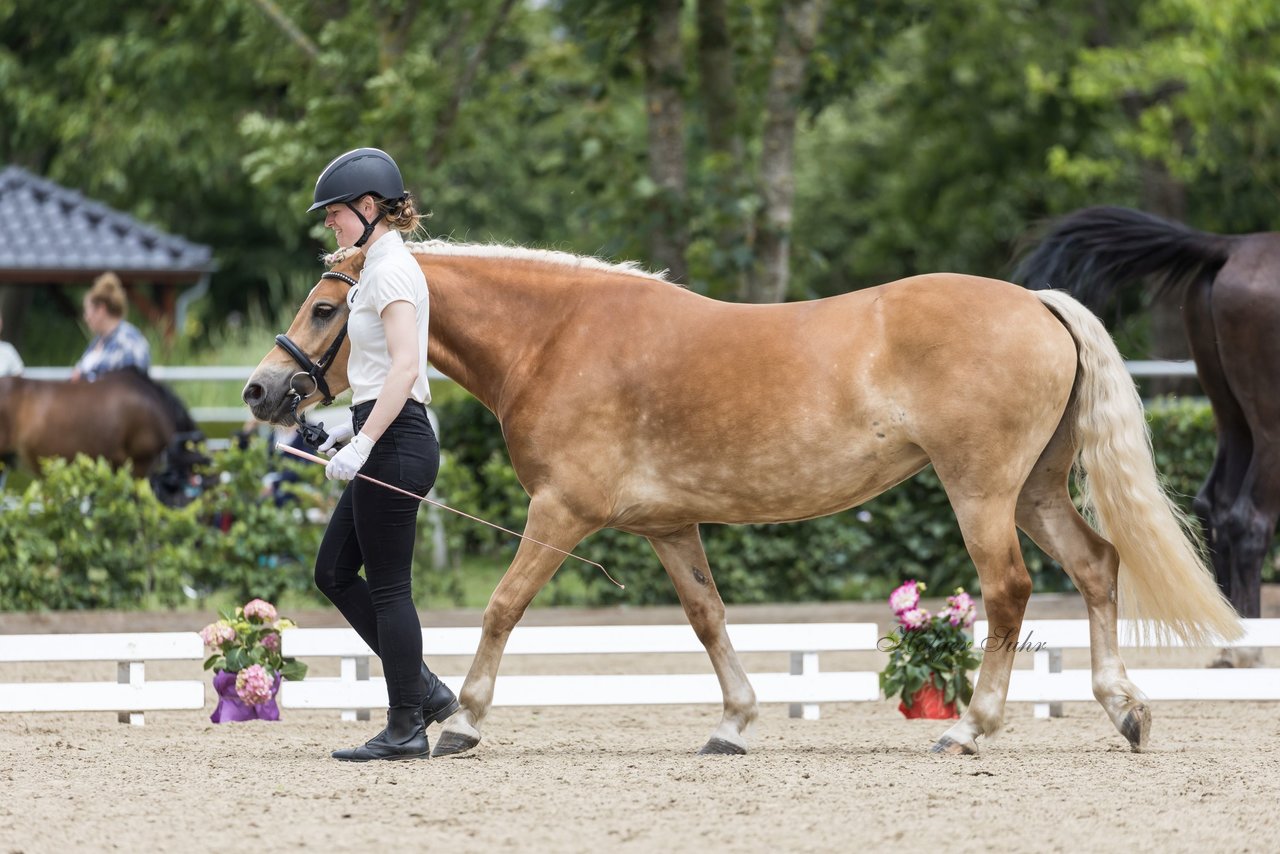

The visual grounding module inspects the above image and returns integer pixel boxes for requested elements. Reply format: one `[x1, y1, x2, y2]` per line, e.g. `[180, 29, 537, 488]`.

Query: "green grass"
[446, 553, 598, 609]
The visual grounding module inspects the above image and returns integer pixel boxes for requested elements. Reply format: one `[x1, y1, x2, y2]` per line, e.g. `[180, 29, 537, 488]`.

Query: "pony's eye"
[314, 304, 335, 319]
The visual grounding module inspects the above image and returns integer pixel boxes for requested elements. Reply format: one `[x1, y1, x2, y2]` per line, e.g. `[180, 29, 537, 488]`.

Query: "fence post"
[117, 660, 145, 726]
[1033, 648, 1063, 719]
[789, 650, 820, 720]
[340, 655, 371, 722]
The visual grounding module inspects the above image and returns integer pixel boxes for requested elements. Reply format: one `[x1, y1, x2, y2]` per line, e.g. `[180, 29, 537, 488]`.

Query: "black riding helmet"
[308, 148, 407, 248]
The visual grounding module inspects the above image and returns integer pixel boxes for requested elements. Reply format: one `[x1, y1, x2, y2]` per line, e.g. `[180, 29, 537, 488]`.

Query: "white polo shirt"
[347, 231, 431, 405]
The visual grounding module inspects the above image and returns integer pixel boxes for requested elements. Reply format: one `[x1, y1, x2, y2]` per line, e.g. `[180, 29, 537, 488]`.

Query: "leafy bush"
[3, 395, 1270, 612]
[431, 394, 1276, 606]
[0, 443, 340, 611]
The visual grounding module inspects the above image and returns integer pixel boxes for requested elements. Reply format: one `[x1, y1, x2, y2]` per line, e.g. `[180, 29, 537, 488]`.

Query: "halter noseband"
[274, 270, 356, 447]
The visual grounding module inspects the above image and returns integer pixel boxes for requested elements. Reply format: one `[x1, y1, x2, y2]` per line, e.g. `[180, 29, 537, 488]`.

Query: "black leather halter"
[274, 270, 356, 446]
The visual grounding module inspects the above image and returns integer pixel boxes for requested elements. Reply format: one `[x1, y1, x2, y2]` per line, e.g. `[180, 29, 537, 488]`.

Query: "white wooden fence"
[280, 623, 883, 721]
[19, 360, 1197, 426]
[5, 618, 1276, 726]
[975, 618, 1280, 718]
[0, 632, 205, 725]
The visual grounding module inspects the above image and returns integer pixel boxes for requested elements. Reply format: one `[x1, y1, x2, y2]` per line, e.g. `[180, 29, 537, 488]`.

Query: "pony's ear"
[342, 251, 366, 278]
[322, 247, 367, 277]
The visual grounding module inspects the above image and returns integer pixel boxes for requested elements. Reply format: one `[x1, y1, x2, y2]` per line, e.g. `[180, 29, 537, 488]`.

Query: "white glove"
[317, 422, 355, 456]
[325, 433, 374, 481]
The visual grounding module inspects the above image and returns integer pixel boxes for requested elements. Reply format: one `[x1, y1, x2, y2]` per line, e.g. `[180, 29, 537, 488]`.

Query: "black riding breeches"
[313, 399, 438, 708]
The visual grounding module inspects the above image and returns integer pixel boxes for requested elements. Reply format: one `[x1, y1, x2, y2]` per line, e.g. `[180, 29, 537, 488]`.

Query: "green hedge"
[1, 396, 1272, 611]
[0, 440, 460, 611]
[432, 394, 1276, 606]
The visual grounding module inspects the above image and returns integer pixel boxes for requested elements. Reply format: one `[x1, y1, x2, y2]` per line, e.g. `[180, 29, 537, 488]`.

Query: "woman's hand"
[325, 433, 374, 480]
[318, 422, 355, 455]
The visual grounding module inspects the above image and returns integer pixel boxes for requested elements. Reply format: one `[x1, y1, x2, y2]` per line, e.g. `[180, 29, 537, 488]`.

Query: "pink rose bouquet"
[879, 581, 982, 712]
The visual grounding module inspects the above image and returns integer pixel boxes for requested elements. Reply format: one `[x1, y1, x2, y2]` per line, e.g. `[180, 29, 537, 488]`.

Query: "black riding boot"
[421, 664, 459, 725]
[332, 706, 429, 762]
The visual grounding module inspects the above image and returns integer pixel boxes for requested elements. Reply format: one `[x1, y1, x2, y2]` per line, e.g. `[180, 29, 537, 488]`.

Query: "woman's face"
[82, 296, 104, 334]
[324, 196, 378, 249]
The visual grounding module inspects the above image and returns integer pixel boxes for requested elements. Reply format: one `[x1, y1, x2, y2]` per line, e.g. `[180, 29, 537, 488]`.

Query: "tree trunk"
[697, 0, 741, 160]
[697, 0, 751, 297]
[1139, 154, 1198, 397]
[639, 0, 689, 285]
[745, 0, 825, 303]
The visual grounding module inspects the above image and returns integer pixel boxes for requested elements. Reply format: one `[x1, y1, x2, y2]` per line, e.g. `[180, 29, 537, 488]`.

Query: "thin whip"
[277, 442, 623, 589]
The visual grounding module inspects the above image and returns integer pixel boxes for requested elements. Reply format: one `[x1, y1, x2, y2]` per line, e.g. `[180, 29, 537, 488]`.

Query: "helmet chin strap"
[346, 201, 386, 248]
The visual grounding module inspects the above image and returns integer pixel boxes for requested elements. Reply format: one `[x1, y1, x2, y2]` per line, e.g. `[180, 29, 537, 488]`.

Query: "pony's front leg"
[432, 494, 596, 757]
[648, 526, 757, 754]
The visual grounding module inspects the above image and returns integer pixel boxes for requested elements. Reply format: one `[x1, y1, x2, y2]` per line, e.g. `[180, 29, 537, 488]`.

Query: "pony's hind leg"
[432, 493, 597, 757]
[928, 493, 1031, 756]
[1016, 447, 1150, 751]
[647, 526, 757, 754]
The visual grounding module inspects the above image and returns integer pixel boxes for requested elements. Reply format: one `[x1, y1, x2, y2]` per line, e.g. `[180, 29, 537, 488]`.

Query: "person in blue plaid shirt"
[72, 272, 151, 381]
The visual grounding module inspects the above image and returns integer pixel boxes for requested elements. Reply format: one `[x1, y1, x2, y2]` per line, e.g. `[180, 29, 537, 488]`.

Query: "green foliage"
[2, 394, 1272, 612]
[0, 442, 340, 611]
[432, 393, 1275, 607]
[0, 456, 202, 609]
[1050, 0, 1280, 234]
[185, 439, 339, 604]
[6, 0, 1280, 325]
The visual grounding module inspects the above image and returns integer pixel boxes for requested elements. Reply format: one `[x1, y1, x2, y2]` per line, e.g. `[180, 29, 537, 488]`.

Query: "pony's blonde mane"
[325, 240, 672, 285]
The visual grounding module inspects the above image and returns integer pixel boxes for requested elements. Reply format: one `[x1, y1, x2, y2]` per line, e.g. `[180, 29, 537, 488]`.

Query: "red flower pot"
[898, 678, 958, 719]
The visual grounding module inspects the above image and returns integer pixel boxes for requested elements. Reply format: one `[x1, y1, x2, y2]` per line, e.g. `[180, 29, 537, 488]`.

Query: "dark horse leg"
[1183, 279, 1253, 616]
[1194, 256, 1280, 665]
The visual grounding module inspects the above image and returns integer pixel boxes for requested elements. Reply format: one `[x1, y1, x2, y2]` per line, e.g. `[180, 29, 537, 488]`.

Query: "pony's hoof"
[1120, 703, 1150, 752]
[929, 736, 976, 756]
[430, 729, 480, 757]
[698, 737, 747, 755]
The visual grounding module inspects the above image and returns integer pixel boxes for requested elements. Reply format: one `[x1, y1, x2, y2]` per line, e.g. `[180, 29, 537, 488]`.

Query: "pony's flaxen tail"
[1034, 289, 1242, 645]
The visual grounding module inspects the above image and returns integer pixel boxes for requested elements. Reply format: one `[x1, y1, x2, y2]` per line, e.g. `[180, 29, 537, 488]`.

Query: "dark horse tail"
[1012, 206, 1236, 309]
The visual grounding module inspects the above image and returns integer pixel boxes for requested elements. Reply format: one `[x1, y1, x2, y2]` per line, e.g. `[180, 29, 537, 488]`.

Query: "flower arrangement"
[200, 599, 307, 721]
[878, 580, 982, 717]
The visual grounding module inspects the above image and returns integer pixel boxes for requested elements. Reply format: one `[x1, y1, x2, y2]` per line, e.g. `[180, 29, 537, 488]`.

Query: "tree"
[639, 0, 689, 284]
[743, 0, 825, 303]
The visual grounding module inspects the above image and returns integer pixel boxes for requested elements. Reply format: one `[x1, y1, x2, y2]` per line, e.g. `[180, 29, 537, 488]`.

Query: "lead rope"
[277, 442, 624, 589]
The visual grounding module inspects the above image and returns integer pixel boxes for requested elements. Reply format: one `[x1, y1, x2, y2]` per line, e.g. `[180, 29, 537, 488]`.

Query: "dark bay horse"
[0, 368, 205, 497]
[1014, 206, 1278, 656]
[245, 242, 1241, 756]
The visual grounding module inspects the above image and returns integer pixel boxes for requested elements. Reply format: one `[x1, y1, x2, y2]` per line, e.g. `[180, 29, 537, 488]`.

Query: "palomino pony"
[0, 368, 205, 504]
[1015, 207, 1279, 650]
[244, 242, 1241, 756]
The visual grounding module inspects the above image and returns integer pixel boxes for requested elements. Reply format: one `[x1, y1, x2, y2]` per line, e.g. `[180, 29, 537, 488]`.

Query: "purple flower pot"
[210, 669, 282, 723]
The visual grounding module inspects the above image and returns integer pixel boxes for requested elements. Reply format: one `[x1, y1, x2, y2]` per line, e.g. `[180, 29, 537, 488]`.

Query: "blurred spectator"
[72, 272, 151, 381]
[0, 308, 22, 376]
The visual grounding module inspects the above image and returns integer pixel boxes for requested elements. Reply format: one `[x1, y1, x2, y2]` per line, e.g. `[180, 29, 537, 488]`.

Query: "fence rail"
[16, 360, 1201, 428]
[22, 362, 1192, 383]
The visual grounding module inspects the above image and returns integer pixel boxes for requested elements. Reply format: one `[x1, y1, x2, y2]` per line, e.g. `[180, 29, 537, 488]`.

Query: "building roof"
[0, 165, 216, 284]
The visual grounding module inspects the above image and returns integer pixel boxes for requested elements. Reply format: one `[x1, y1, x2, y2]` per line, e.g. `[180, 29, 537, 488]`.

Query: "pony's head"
[242, 250, 360, 424]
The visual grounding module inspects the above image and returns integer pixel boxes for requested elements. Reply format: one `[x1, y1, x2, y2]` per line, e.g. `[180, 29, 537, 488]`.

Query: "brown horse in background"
[1014, 206, 1279, 660]
[0, 368, 205, 497]
[245, 242, 1241, 757]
